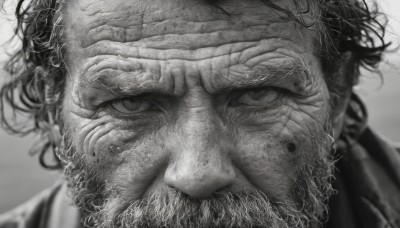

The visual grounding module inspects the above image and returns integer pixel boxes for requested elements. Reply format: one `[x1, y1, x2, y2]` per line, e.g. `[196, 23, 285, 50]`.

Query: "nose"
[164, 109, 235, 198]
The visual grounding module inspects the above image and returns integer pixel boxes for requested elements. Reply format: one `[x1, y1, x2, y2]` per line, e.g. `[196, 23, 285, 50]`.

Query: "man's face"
[61, 0, 335, 227]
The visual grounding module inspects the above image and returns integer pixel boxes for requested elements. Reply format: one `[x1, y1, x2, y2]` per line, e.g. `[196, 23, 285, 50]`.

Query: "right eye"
[229, 87, 283, 108]
[110, 98, 154, 115]
[236, 88, 280, 106]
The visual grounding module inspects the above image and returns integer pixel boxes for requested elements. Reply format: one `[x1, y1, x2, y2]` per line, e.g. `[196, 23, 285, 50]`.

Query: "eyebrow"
[80, 58, 311, 100]
[212, 60, 311, 93]
[82, 70, 170, 97]
[80, 57, 166, 96]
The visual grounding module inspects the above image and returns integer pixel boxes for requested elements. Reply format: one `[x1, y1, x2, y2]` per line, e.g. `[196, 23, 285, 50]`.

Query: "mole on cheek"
[287, 143, 296, 153]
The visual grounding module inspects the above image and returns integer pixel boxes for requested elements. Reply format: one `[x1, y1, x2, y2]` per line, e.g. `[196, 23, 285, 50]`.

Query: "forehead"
[64, 0, 318, 95]
[65, 0, 313, 46]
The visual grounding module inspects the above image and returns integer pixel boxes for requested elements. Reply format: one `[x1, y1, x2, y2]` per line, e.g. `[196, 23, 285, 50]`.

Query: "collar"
[47, 182, 81, 228]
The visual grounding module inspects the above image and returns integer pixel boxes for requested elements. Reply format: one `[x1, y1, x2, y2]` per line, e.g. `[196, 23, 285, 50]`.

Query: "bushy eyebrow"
[79, 57, 311, 101]
[213, 59, 312, 93]
[80, 70, 168, 98]
[78, 57, 159, 96]
[241, 63, 308, 86]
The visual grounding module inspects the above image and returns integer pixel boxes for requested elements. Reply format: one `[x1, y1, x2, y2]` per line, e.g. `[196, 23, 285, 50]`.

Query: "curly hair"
[0, 0, 390, 169]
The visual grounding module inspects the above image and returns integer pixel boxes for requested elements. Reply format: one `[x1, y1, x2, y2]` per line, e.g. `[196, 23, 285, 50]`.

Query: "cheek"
[86, 129, 133, 168]
[233, 114, 325, 199]
[70, 115, 157, 175]
[102, 132, 170, 201]
[72, 118, 170, 199]
[234, 134, 298, 198]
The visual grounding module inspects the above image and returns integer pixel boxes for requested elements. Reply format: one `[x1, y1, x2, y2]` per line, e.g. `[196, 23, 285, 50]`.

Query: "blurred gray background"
[0, 0, 399, 214]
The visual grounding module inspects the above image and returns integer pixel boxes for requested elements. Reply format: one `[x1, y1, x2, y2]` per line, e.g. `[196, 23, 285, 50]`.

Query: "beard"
[58, 129, 336, 228]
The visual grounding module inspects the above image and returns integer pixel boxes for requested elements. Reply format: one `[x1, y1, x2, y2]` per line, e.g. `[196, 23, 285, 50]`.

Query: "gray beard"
[58, 131, 336, 228]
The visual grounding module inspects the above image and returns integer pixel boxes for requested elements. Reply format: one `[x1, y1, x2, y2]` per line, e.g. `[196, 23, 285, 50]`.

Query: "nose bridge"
[177, 86, 223, 155]
[164, 102, 235, 198]
[182, 106, 218, 150]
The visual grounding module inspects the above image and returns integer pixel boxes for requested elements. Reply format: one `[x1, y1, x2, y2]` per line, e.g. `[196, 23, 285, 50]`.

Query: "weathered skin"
[63, 0, 333, 212]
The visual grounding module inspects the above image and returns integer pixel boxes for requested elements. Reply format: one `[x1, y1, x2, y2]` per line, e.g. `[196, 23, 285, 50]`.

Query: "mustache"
[98, 186, 310, 228]
[58, 130, 336, 228]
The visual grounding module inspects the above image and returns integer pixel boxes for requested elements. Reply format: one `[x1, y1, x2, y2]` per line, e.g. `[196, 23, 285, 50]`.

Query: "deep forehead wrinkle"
[78, 18, 292, 50]
[81, 37, 300, 64]
[68, 0, 301, 49]
[81, 58, 311, 98]
[79, 38, 305, 83]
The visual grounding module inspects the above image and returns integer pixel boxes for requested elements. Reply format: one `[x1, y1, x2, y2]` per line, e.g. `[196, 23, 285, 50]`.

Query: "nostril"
[164, 165, 235, 198]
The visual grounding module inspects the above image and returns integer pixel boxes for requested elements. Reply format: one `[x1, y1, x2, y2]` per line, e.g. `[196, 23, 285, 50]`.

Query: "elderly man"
[0, 0, 399, 227]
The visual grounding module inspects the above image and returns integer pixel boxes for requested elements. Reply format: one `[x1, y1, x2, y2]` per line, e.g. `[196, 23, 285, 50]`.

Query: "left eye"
[110, 99, 153, 114]
[236, 89, 280, 106]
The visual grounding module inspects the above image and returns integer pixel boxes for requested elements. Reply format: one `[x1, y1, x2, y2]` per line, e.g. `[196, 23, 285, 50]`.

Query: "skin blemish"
[92, 152, 96, 157]
[109, 145, 124, 154]
[287, 143, 296, 153]
[293, 82, 303, 93]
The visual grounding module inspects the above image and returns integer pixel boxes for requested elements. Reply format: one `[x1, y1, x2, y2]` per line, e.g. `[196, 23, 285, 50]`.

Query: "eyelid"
[230, 86, 289, 98]
[227, 86, 288, 107]
[104, 94, 170, 119]
[100, 93, 156, 107]
[105, 103, 150, 122]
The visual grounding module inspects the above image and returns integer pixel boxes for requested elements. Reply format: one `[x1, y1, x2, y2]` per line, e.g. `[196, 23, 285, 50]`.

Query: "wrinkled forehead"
[64, 0, 317, 49]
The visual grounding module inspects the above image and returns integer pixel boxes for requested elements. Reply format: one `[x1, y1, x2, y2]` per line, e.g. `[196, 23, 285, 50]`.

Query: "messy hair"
[0, 0, 390, 169]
